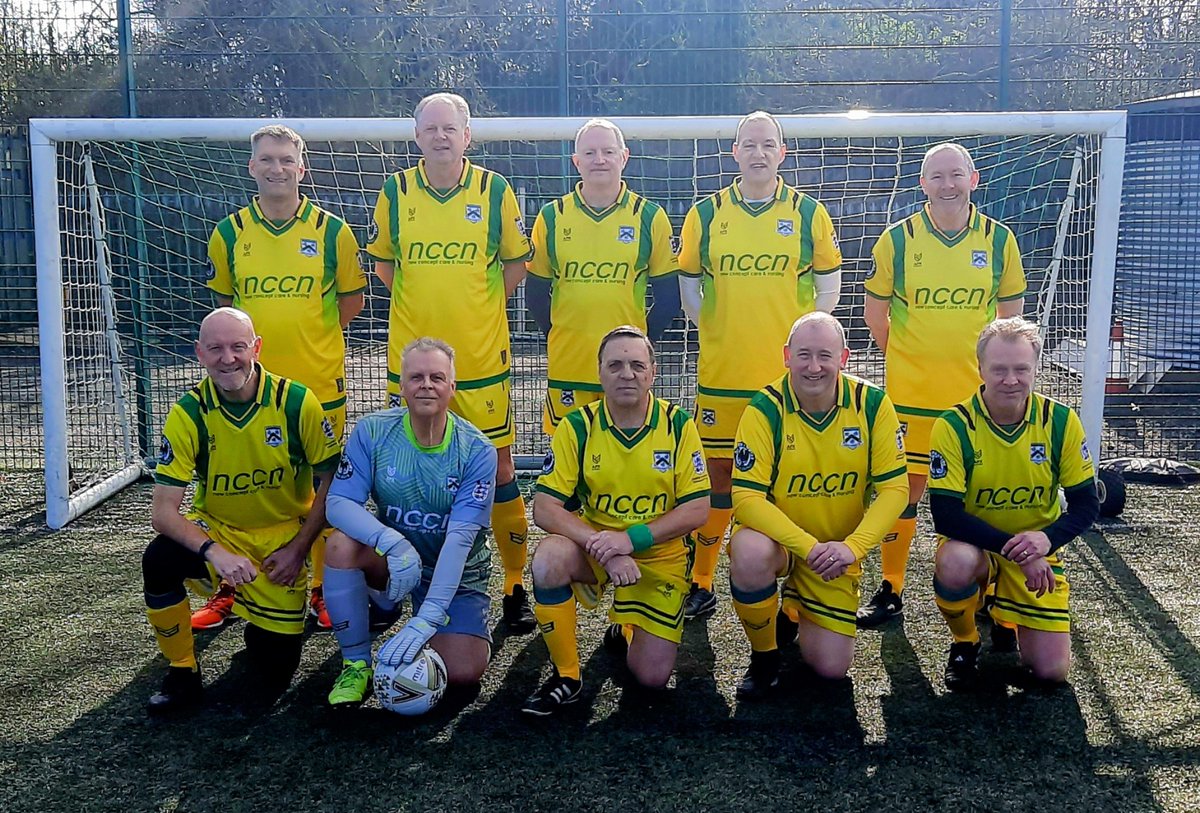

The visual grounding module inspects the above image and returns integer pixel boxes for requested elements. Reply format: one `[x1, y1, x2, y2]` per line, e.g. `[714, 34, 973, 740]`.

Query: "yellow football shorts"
[895, 408, 937, 477]
[185, 512, 308, 634]
[778, 550, 862, 638]
[694, 392, 752, 460]
[542, 386, 603, 436]
[572, 537, 692, 644]
[387, 376, 515, 448]
[986, 548, 1071, 633]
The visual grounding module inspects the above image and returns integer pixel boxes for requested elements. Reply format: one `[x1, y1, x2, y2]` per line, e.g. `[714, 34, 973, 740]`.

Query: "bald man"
[141, 307, 342, 714]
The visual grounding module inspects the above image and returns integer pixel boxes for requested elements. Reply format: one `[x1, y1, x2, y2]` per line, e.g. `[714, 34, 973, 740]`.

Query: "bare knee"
[627, 632, 677, 689]
[325, 530, 368, 569]
[728, 529, 780, 590]
[531, 535, 579, 588]
[935, 540, 986, 590]
[445, 652, 489, 686]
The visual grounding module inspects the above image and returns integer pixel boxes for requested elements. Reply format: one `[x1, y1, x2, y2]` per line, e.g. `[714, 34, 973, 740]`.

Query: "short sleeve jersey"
[155, 366, 342, 530]
[328, 409, 498, 584]
[731, 373, 907, 544]
[928, 389, 1095, 535]
[679, 178, 842, 397]
[865, 205, 1026, 413]
[206, 197, 366, 408]
[528, 183, 678, 392]
[537, 397, 710, 552]
[366, 159, 533, 389]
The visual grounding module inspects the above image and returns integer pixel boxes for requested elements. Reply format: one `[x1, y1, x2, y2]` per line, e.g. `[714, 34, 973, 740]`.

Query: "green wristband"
[627, 524, 654, 553]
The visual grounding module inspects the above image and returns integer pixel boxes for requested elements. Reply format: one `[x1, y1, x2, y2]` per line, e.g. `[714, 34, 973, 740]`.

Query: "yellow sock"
[309, 529, 328, 590]
[881, 510, 918, 593]
[731, 583, 779, 653]
[147, 599, 197, 670]
[934, 579, 982, 644]
[533, 587, 580, 680]
[492, 483, 529, 596]
[691, 503, 733, 591]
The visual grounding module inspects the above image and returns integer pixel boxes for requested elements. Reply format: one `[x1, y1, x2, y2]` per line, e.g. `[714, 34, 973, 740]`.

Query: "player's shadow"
[674, 612, 734, 720]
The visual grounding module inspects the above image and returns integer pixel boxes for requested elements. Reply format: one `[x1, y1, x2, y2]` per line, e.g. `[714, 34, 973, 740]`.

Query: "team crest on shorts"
[929, 449, 948, 480]
[299, 239, 319, 258]
[542, 450, 555, 475]
[842, 427, 863, 449]
[692, 450, 706, 475]
[734, 441, 756, 472]
[560, 389, 575, 407]
[701, 408, 717, 426]
[777, 219, 794, 236]
[972, 250, 989, 268]
[335, 453, 354, 480]
[321, 418, 335, 441]
[388, 393, 402, 408]
[618, 225, 635, 244]
[465, 204, 483, 223]
[446, 476, 460, 493]
[264, 425, 283, 447]
[1030, 443, 1047, 464]
[653, 450, 672, 472]
[158, 436, 174, 465]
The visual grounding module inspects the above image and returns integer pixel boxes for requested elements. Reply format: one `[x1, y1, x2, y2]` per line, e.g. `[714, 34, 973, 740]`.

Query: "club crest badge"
[158, 436, 174, 465]
[542, 450, 555, 475]
[701, 408, 717, 426]
[929, 449, 948, 480]
[692, 450, 706, 475]
[264, 426, 283, 447]
[777, 219, 794, 236]
[1030, 443, 1047, 464]
[734, 441, 756, 472]
[465, 204, 483, 223]
[299, 239, 319, 257]
[321, 418, 335, 441]
[653, 450, 671, 472]
[618, 225, 635, 244]
[560, 389, 575, 407]
[446, 476, 460, 493]
[842, 427, 863, 449]
[335, 453, 354, 480]
[972, 250, 988, 268]
[367, 220, 379, 244]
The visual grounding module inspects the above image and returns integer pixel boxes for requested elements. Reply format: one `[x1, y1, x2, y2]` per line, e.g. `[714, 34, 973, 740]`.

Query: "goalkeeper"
[322, 337, 499, 707]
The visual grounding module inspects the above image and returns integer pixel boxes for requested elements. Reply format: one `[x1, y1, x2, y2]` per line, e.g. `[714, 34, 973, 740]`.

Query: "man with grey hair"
[857, 141, 1027, 631]
[928, 316, 1098, 692]
[202, 122, 366, 631]
[727, 312, 907, 697]
[526, 117, 680, 437]
[367, 91, 537, 632]
[322, 337, 500, 707]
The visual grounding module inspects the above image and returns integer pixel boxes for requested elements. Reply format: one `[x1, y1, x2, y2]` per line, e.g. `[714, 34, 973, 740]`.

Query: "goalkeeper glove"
[374, 530, 422, 603]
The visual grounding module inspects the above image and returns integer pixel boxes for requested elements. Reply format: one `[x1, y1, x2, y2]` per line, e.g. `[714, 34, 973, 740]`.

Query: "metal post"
[116, 0, 138, 117]
[998, 0, 1013, 109]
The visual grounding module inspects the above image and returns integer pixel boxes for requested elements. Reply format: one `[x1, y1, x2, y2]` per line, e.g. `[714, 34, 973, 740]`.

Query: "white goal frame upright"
[30, 112, 1127, 529]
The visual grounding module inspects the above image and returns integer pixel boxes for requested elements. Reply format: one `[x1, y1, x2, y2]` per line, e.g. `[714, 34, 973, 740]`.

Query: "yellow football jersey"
[206, 196, 365, 409]
[927, 388, 1095, 535]
[731, 373, 907, 556]
[529, 183, 678, 391]
[154, 365, 342, 530]
[366, 159, 532, 389]
[537, 397, 710, 552]
[866, 204, 1026, 415]
[679, 178, 841, 397]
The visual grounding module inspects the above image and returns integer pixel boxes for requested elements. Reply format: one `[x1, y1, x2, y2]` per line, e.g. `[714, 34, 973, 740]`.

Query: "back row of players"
[140, 93, 1099, 715]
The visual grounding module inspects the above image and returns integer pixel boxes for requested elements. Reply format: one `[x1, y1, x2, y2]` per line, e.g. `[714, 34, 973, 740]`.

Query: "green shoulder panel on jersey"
[215, 214, 241, 284]
[856, 376, 885, 429]
[172, 388, 209, 486]
[541, 201, 560, 274]
[565, 402, 594, 484]
[666, 401, 692, 448]
[989, 216, 1012, 306]
[321, 213, 344, 295]
[940, 406, 977, 482]
[749, 382, 786, 487]
[1044, 396, 1071, 474]
[281, 377, 309, 470]
[383, 173, 402, 258]
[796, 193, 818, 268]
[887, 220, 909, 301]
[485, 170, 506, 260]
[695, 196, 717, 276]
[636, 199, 661, 272]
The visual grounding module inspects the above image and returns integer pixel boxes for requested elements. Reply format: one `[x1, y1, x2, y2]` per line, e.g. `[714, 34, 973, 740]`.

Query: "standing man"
[857, 142, 1026, 629]
[367, 92, 537, 632]
[526, 118, 680, 435]
[203, 124, 366, 631]
[679, 110, 843, 620]
[322, 338, 498, 705]
[142, 308, 341, 713]
[929, 317, 1098, 690]
[524, 326, 710, 715]
[728, 313, 907, 696]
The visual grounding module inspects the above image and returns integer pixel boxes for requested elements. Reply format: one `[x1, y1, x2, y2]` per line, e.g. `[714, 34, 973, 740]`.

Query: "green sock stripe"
[534, 584, 573, 605]
[496, 480, 521, 502]
[711, 492, 733, 510]
[730, 581, 778, 605]
[933, 577, 979, 603]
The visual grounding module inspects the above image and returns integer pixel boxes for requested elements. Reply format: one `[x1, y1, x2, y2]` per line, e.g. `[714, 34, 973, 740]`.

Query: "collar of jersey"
[415, 158, 472, 202]
[248, 196, 313, 236]
[784, 373, 848, 431]
[571, 182, 630, 222]
[402, 409, 455, 453]
[200, 363, 271, 428]
[730, 177, 787, 217]
[597, 395, 658, 448]
[972, 386, 1035, 443]
[919, 203, 981, 248]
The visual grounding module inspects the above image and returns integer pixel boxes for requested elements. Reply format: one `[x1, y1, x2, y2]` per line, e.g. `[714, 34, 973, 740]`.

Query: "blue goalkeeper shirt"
[328, 408, 497, 593]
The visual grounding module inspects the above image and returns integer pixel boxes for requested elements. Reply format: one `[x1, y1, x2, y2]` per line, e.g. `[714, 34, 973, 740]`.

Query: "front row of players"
[141, 309, 1097, 715]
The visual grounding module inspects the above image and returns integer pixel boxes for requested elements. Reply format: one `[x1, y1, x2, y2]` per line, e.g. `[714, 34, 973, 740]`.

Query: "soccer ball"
[373, 647, 448, 716]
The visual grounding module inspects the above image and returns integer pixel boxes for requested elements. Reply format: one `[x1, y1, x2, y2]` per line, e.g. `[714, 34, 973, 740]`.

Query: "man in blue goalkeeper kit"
[322, 337, 499, 707]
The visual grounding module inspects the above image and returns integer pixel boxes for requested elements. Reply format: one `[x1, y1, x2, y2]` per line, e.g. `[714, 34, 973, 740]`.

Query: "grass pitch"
[2, 474, 1199, 812]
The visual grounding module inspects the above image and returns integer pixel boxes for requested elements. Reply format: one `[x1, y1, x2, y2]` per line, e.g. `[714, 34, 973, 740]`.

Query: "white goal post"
[30, 111, 1126, 529]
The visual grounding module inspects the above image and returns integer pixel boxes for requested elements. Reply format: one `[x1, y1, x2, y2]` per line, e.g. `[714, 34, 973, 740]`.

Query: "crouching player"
[728, 313, 908, 697]
[143, 308, 341, 714]
[322, 337, 498, 707]
[929, 317, 1098, 691]
[523, 326, 710, 715]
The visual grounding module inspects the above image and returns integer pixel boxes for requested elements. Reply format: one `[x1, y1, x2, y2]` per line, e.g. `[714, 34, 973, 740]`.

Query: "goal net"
[30, 113, 1125, 528]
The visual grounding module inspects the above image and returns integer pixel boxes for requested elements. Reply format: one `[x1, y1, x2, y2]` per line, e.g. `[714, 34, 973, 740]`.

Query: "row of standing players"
[139, 95, 1100, 716]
